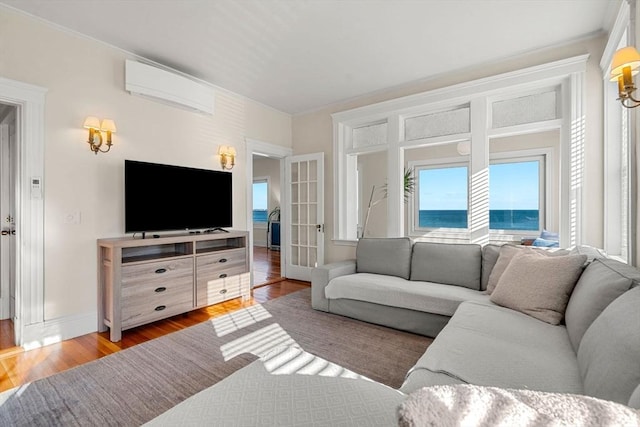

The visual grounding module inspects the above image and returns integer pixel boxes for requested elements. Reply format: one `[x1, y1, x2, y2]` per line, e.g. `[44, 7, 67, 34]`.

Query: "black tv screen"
[125, 160, 232, 233]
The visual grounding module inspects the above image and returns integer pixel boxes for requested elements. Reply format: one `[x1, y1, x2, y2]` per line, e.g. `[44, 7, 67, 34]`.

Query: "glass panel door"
[285, 153, 324, 281]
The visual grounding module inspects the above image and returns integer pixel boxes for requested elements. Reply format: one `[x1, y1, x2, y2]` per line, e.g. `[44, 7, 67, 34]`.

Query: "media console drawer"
[122, 258, 193, 288]
[98, 231, 249, 342]
[196, 250, 249, 307]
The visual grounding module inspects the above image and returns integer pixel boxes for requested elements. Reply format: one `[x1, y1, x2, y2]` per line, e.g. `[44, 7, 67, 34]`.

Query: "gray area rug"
[0, 288, 432, 426]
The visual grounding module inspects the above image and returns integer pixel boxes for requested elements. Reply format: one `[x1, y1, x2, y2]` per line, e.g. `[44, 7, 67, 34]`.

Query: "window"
[489, 159, 541, 231]
[252, 179, 268, 227]
[416, 165, 468, 229]
[411, 153, 547, 234]
[332, 56, 586, 245]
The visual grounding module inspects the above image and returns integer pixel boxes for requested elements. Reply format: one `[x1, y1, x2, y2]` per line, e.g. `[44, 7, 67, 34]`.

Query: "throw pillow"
[532, 237, 559, 248]
[485, 244, 568, 294]
[486, 245, 521, 294]
[397, 384, 640, 427]
[540, 229, 559, 241]
[489, 253, 587, 325]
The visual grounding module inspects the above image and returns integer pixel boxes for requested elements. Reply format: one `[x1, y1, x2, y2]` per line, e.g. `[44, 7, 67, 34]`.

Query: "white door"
[285, 153, 324, 281]
[0, 118, 15, 322]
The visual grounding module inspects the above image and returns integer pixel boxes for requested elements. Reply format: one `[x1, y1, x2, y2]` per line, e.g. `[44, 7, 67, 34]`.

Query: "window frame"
[408, 148, 550, 239]
[601, 1, 635, 264]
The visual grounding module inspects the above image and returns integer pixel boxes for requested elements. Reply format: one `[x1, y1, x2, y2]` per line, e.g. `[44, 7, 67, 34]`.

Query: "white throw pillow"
[397, 385, 640, 427]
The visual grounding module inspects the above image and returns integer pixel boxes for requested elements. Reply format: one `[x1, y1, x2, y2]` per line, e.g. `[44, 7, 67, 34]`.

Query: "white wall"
[358, 150, 388, 237]
[0, 7, 291, 322]
[293, 35, 607, 263]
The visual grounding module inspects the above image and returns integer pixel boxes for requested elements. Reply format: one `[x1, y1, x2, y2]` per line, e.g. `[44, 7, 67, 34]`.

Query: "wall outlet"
[64, 210, 81, 225]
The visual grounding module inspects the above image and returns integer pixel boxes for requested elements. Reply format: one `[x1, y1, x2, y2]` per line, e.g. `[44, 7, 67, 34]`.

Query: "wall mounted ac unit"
[125, 60, 215, 115]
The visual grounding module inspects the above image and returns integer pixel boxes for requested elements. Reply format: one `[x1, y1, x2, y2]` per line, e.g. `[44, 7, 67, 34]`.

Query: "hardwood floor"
[253, 245, 283, 286]
[0, 279, 309, 393]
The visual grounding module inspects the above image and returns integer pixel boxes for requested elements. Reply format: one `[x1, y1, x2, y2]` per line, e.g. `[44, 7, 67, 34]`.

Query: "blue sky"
[419, 161, 539, 211]
[253, 182, 268, 210]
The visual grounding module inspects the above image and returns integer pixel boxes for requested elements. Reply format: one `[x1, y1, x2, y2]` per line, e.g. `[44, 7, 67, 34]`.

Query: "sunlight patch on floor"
[211, 304, 272, 337]
[0, 383, 29, 406]
[260, 345, 365, 380]
[220, 323, 295, 361]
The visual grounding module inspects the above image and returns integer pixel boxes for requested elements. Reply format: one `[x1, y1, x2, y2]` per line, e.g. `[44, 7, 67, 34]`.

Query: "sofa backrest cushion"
[577, 286, 640, 407]
[410, 242, 481, 290]
[481, 244, 501, 291]
[630, 384, 640, 409]
[356, 237, 413, 279]
[565, 258, 640, 352]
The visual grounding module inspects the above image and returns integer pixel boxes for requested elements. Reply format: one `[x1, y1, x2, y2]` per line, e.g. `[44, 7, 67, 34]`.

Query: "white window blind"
[492, 91, 557, 128]
[405, 107, 470, 141]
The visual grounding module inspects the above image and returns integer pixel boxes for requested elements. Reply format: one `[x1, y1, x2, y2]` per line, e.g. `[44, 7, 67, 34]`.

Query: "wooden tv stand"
[97, 231, 250, 342]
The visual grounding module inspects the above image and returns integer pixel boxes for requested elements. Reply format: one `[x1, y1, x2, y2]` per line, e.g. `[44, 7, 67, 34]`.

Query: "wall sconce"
[610, 46, 640, 108]
[218, 145, 236, 170]
[83, 116, 117, 154]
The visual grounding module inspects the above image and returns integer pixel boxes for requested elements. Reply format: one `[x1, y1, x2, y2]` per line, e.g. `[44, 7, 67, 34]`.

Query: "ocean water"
[419, 209, 539, 231]
[253, 209, 268, 222]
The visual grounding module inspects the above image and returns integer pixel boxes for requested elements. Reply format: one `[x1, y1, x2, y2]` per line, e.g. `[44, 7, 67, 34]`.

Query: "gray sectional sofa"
[148, 238, 640, 425]
[312, 237, 640, 410]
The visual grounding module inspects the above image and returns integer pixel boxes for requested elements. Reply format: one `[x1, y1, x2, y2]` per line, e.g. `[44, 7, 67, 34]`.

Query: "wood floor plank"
[0, 280, 309, 393]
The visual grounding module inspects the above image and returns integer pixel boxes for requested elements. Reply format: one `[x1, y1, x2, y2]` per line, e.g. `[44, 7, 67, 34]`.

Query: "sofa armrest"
[311, 260, 356, 311]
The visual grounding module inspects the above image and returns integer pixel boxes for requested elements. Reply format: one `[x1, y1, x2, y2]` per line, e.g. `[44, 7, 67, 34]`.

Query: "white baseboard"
[21, 311, 97, 350]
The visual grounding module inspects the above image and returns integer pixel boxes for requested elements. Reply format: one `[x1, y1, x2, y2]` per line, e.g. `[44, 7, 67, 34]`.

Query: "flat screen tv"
[125, 160, 232, 234]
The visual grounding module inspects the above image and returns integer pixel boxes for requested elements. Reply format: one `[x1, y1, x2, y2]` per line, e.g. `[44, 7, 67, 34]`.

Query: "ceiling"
[1, 0, 620, 115]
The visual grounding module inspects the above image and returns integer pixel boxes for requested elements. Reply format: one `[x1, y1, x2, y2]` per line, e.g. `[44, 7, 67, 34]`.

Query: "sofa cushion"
[356, 237, 413, 279]
[489, 253, 587, 325]
[481, 244, 501, 291]
[486, 244, 568, 294]
[578, 286, 640, 407]
[630, 384, 640, 409]
[405, 301, 583, 394]
[565, 258, 640, 352]
[410, 242, 481, 290]
[568, 245, 607, 263]
[146, 345, 405, 426]
[325, 273, 491, 317]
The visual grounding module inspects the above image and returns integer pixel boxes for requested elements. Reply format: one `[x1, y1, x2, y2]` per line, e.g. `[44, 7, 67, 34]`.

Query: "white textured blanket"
[397, 385, 640, 427]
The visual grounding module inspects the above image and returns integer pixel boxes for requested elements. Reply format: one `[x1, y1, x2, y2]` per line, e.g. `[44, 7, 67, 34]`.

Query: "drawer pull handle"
[155, 268, 167, 274]
[219, 289, 227, 295]
[219, 258, 228, 263]
[155, 305, 166, 311]
[219, 273, 228, 278]
[154, 287, 167, 293]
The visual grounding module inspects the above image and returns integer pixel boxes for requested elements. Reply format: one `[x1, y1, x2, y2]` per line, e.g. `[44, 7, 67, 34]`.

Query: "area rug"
[0, 288, 432, 426]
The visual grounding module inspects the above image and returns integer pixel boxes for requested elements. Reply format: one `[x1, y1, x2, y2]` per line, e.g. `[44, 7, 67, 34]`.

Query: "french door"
[285, 153, 324, 281]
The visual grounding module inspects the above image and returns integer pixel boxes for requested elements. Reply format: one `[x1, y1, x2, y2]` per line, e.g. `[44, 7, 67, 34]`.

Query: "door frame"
[0, 76, 46, 347]
[245, 138, 292, 286]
